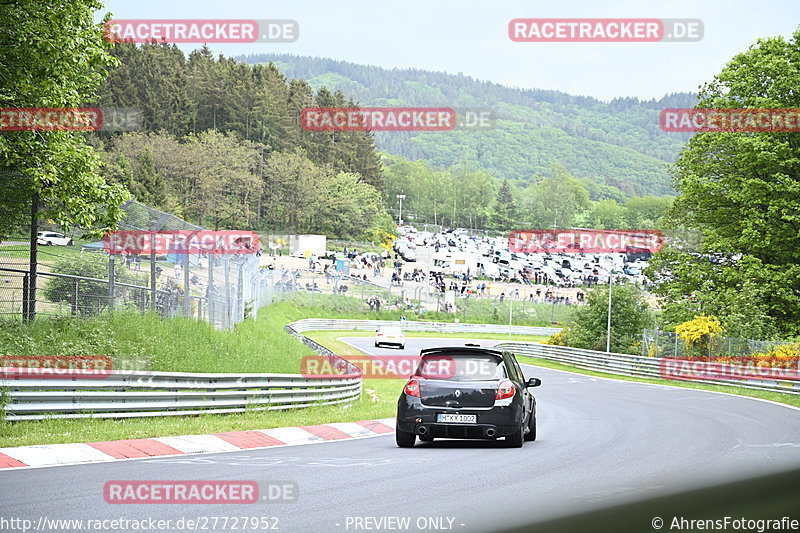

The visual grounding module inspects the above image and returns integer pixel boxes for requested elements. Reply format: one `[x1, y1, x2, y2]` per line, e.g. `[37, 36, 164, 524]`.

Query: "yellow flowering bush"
[749, 343, 800, 369]
[547, 327, 570, 346]
[675, 314, 723, 358]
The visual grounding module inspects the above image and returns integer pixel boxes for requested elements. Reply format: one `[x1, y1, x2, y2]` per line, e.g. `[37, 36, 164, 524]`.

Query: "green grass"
[0, 311, 304, 374]
[3, 298, 795, 448]
[278, 291, 570, 326]
[0, 302, 408, 447]
[516, 355, 800, 408]
[0, 239, 94, 263]
[304, 330, 550, 346]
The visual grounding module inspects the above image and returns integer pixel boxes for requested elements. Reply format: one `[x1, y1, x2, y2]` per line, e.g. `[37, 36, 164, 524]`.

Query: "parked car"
[36, 232, 73, 246]
[396, 346, 541, 448]
[375, 327, 405, 349]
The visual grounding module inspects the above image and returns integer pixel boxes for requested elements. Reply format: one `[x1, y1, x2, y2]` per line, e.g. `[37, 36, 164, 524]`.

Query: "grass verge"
[0, 302, 406, 447]
[303, 330, 551, 347]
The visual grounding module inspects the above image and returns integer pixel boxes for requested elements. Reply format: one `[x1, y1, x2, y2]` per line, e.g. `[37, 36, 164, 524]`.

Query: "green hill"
[237, 54, 696, 196]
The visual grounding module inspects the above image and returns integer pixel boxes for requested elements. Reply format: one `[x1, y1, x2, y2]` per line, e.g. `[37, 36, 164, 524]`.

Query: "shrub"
[567, 285, 651, 354]
[547, 327, 570, 346]
[675, 314, 723, 358]
[42, 254, 149, 315]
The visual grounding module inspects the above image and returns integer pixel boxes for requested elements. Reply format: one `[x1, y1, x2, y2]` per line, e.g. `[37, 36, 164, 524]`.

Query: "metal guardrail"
[0, 319, 555, 421]
[287, 318, 562, 337]
[493, 342, 800, 396]
[0, 369, 362, 421]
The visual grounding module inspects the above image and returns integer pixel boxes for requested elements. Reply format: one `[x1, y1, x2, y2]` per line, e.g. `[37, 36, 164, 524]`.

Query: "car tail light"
[495, 379, 515, 400]
[404, 378, 421, 397]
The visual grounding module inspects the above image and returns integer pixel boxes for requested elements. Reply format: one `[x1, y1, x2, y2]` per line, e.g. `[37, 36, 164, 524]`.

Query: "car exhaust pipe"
[485, 428, 496, 438]
[417, 426, 428, 435]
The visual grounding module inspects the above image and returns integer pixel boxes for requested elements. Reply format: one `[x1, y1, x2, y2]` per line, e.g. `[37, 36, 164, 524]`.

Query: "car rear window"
[416, 354, 506, 381]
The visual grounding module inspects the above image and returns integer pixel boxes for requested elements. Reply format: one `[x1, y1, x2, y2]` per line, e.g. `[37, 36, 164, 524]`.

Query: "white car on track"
[375, 327, 406, 349]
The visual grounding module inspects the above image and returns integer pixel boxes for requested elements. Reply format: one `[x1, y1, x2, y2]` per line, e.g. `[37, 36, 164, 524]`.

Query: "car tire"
[399, 344, 405, 350]
[67, 240, 74, 246]
[524, 412, 537, 442]
[396, 429, 416, 448]
[505, 424, 524, 448]
[374, 342, 379, 348]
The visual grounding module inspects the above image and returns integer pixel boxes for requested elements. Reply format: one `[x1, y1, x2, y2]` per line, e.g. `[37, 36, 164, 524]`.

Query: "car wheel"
[399, 344, 405, 350]
[374, 342, 379, 347]
[524, 412, 537, 441]
[67, 240, 74, 246]
[505, 424, 524, 448]
[396, 429, 416, 448]
[419, 434, 434, 442]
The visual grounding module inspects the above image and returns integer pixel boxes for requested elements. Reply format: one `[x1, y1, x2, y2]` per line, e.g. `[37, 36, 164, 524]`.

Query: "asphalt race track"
[2, 337, 799, 533]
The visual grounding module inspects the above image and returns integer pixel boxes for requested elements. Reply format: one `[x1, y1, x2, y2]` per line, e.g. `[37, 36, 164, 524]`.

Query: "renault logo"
[454, 389, 462, 398]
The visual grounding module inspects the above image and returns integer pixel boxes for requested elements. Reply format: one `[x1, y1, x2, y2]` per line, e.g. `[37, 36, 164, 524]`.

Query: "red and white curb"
[0, 418, 396, 470]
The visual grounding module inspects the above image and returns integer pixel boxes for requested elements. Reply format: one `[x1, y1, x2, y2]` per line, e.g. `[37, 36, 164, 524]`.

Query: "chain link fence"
[0, 201, 273, 329]
[258, 265, 574, 326]
[641, 329, 790, 358]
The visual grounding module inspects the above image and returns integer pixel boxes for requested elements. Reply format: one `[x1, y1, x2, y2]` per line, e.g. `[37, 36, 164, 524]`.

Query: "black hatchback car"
[396, 346, 541, 448]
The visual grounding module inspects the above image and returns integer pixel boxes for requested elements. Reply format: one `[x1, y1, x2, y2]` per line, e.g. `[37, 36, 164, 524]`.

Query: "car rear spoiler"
[419, 346, 504, 357]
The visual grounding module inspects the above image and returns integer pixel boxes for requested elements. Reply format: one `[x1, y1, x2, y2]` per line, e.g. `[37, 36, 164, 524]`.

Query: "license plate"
[437, 414, 476, 424]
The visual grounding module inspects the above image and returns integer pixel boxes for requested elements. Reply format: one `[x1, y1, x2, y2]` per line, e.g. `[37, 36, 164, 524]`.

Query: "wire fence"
[641, 329, 792, 358]
[0, 201, 274, 329]
[259, 266, 574, 325]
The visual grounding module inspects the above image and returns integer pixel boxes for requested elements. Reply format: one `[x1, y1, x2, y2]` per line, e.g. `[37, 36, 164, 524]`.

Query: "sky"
[101, 0, 799, 101]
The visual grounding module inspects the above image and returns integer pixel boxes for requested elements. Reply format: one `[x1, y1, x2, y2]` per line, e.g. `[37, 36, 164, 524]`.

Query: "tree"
[623, 195, 673, 228]
[650, 27, 800, 337]
[568, 284, 651, 354]
[585, 199, 626, 229]
[523, 165, 590, 229]
[309, 172, 394, 239]
[0, 0, 129, 238]
[261, 151, 325, 233]
[487, 179, 517, 231]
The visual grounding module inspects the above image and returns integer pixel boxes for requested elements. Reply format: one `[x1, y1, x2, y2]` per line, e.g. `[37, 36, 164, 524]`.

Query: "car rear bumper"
[397, 396, 523, 438]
